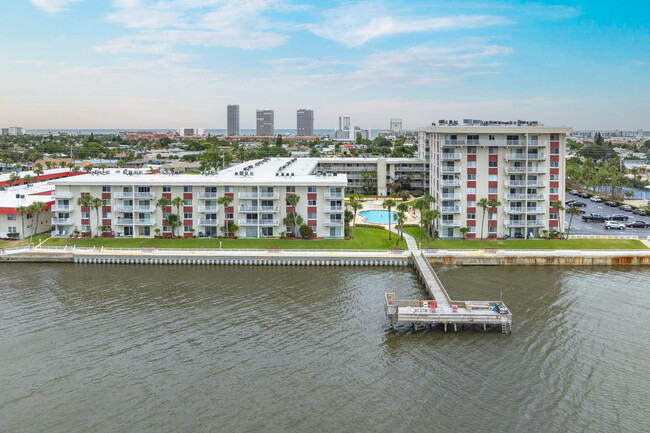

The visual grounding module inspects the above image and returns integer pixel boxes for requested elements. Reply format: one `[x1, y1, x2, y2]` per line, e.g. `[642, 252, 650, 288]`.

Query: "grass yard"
[401, 227, 648, 250]
[0, 234, 51, 248]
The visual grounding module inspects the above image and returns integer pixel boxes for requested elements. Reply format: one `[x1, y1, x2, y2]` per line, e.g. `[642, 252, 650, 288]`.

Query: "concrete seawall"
[424, 249, 650, 266]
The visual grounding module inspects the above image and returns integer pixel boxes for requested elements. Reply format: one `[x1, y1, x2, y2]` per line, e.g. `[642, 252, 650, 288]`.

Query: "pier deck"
[385, 251, 512, 333]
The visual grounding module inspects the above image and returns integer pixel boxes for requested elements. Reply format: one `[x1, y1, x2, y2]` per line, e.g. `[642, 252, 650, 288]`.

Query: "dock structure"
[385, 251, 512, 334]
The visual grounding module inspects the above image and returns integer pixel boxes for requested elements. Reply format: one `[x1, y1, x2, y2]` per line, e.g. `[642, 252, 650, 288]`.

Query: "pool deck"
[354, 200, 420, 226]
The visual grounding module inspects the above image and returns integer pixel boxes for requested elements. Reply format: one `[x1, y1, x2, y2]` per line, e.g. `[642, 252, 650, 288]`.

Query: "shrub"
[299, 224, 314, 239]
[354, 223, 386, 230]
[6, 232, 20, 239]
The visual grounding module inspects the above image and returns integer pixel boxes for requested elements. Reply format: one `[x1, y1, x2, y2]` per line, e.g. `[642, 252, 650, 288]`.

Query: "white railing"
[198, 192, 219, 199]
[260, 192, 280, 199]
[527, 194, 546, 200]
[504, 194, 525, 200]
[238, 192, 258, 199]
[198, 218, 219, 226]
[505, 154, 546, 160]
[325, 206, 344, 212]
[239, 206, 259, 213]
[51, 205, 73, 212]
[441, 166, 462, 173]
[444, 139, 549, 147]
[441, 206, 461, 213]
[325, 220, 344, 226]
[134, 219, 155, 225]
[440, 220, 461, 227]
[134, 206, 155, 212]
[199, 206, 219, 212]
[238, 219, 259, 226]
[441, 194, 461, 200]
[260, 206, 279, 213]
[114, 192, 133, 199]
[441, 153, 462, 160]
[113, 206, 133, 212]
[504, 180, 547, 187]
[51, 218, 72, 225]
[53, 191, 74, 199]
[505, 166, 547, 174]
[115, 218, 133, 225]
[325, 193, 344, 199]
[441, 179, 461, 187]
[134, 192, 156, 199]
[259, 219, 279, 226]
[505, 207, 546, 213]
[504, 220, 546, 227]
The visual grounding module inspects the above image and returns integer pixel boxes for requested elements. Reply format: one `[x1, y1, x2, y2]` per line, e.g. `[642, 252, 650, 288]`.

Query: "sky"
[0, 0, 648, 130]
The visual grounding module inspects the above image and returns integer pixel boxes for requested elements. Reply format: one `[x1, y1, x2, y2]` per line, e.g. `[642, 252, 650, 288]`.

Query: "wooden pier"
[385, 251, 512, 333]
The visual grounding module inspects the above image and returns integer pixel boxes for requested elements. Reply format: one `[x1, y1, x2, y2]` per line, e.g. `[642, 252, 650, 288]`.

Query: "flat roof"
[317, 157, 425, 164]
[0, 182, 55, 209]
[418, 125, 573, 134]
[0, 167, 71, 183]
[49, 158, 347, 187]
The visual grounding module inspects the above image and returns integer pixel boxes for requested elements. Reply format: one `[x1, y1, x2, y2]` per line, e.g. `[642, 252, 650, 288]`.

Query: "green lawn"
[401, 227, 648, 250]
[0, 234, 51, 248]
[38, 227, 399, 250]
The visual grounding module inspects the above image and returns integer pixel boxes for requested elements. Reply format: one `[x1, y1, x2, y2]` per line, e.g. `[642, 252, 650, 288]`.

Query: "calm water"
[359, 210, 398, 224]
[1, 264, 648, 432]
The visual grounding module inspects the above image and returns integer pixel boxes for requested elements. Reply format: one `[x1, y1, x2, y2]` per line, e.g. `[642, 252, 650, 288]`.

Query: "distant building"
[297, 109, 314, 136]
[1, 128, 8, 136]
[256, 109, 274, 136]
[390, 118, 402, 133]
[227, 105, 239, 136]
[2, 127, 24, 136]
[178, 128, 204, 137]
[335, 116, 351, 140]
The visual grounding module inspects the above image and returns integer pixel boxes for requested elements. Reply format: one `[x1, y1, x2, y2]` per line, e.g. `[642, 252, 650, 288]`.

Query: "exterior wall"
[297, 109, 314, 136]
[227, 105, 239, 136]
[0, 209, 53, 239]
[256, 110, 274, 136]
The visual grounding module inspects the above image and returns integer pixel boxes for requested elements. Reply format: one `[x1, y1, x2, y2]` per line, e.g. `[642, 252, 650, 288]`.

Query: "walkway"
[388, 227, 418, 252]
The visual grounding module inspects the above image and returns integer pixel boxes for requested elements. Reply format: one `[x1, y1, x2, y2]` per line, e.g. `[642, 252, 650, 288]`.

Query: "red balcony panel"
[550, 195, 559, 201]
[308, 206, 317, 213]
[466, 220, 476, 227]
[102, 219, 111, 226]
[488, 181, 498, 188]
[286, 206, 293, 213]
[102, 193, 111, 200]
[184, 206, 193, 213]
[550, 168, 559, 175]
[551, 155, 560, 162]
[489, 154, 499, 162]
[183, 193, 193, 200]
[467, 181, 476, 188]
[467, 168, 477, 175]
[308, 220, 317, 227]
[102, 205, 111, 212]
[308, 193, 318, 200]
[162, 193, 172, 200]
[467, 207, 476, 213]
[551, 181, 559, 188]
[549, 220, 559, 227]
[467, 233, 476, 239]
[467, 154, 477, 162]
[184, 220, 193, 226]
[467, 194, 476, 201]
[489, 168, 499, 175]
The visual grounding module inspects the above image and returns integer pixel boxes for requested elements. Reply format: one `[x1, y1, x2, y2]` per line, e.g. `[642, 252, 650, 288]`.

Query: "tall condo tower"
[296, 109, 314, 136]
[256, 109, 274, 136]
[227, 105, 239, 136]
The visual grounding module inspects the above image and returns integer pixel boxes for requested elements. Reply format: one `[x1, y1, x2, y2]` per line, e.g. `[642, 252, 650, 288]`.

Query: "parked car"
[632, 208, 648, 216]
[590, 196, 602, 202]
[582, 214, 607, 222]
[569, 190, 579, 195]
[577, 192, 590, 198]
[626, 220, 650, 228]
[607, 214, 629, 221]
[570, 201, 587, 207]
[603, 201, 618, 207]
[619, 204, 633, 212]
[604, 220, 626, 230]
[566, 199, 578, 205]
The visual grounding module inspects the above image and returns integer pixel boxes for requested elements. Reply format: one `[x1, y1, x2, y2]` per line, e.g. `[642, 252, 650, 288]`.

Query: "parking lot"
[566, 194, 650, 236]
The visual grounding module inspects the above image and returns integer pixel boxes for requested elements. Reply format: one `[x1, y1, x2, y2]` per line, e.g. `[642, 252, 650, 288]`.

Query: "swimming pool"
[359, 210, 398, 224]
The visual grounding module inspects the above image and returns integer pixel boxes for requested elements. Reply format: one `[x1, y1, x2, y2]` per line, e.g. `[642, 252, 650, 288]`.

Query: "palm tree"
[565, 206, 582, 239]
[72, 166, 81, 174]
[429, 209, 441, 240]
[28, 201, 45, 243]
[77, 194, 93, 236]
[348, 196, 363, 239]
[33, 163, 44, 178]
[90, 197, 104, 237]
[165, 213, 180, 237]
[412, 198, 428, 241]
[83, 164, 94, 173]
[478, 198, 489, 239]
[171, 196, 184, 219]
[487, 198, 501, 238]
[396, 202, 409, 243]
[22, 174, 33, 185]
[9, 172, 20, 186]
[45, 161, 54, 170]
[217, 195, 234, 237]
[286, 193, 301, 237]
[16, 206, 29, 244]
[382, 199, 397, 241]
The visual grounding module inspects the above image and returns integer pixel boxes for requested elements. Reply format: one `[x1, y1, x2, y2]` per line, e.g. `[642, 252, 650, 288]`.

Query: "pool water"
[359, 210, 398, 224]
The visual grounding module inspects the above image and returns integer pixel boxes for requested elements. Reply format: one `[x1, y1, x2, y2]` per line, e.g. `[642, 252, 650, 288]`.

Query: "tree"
[348, 196, 363, 239]
[460, 227, 470, 239]
[382, 199, 397, 241]
[478, 198, 489, 239]
[90, 197, 104, 236]
[9, 172, 20, 186]
[285, 193, 301, 237]
[28, 201, 46, 243]
[171, 196, 184, 219]
[156, 197, 171, 228]
[165, 213, 180, 237]
[565, 206, 582, 239]
[217, 195, 234, 237]
[83, 164, 94, 173]
[33, 163, 44, 177]
[22, 174, 33, 185]
[487, 198, 501, 238]
[275, 135, 283, 146]
[396, 202, 409, 245]
[77, 194, 93, 236]
[16, 206, 29, 243]
[361, 169, 377, 195]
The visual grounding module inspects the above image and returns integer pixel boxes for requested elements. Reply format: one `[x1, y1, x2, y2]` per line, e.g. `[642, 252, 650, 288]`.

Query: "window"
[489, 135, 495, 140]
[489, 213, 497, 220]
[550, 188, 559, 194]
[163, 186, 171, 193]
[102, 212, 111, 219]
[8, 226, 17, 233]
[102, 199, 110, 206]
[489, 187, 498, 194]
[467, 213, 476, 220]
[551, 148, 559, 154]
[550, 174, 558, 180]
[467, 174, 476, 180]
[82, 212, 89, 219]
[308, 200, 317, 206]
[225, 213, 234, 219]
[102, 186, 111, 192]
[286, 186, 295, 193]
[489, 161, 498, 167]
[308, 213, 317, 219]
[308, 186, 317, 193]
[8, 214, 16, 220]
[183, 186, 192, 193]
[488, 226, 497, 233]
[550, 213, 559, 220]
[488, 174, 498, 181]
[467, 201, 476, 207]
[550, 134, 559, 141]
[184, 213, 193, 219]
[224, 186, 233, 193]
[82, 225, 90, 232]
[468, 226, 476, 233]
[184, 226, 192, 232]
[467, 187, 476, 194]
[184, 199, 192, 206]
[467, 161, 477, 168]
[489, 147, 498, 154]
[551, 162, 559, 168]
[467, 147, 476, 154]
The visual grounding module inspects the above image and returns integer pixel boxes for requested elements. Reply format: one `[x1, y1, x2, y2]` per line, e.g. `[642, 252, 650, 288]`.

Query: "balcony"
[441, 179, 461, 187]
[440, 219, 461, 227]
[444, 139, 466, 146]
[527, 194, 546, 200]
[324, 192, 344, 199]
[504, 220, 546, 227]
[114, 192, 133, 199]
[239, 206, 259, 213]
[115, 218, 134, 225]
[504, 194, 526, 200]
[505, 166, 547, 174]
[259, 219, 279, 226]
[504, 180, 547, 188]
[441, 153, 462, 160]
[134, 206, 155, 212]
[238, 219, 259, 226]
[505, 153, 546, 161]
[527, 167, 547, 174]
[51, 205, 73, 212]
[199, 206, 219, 212]
[441, 206, 461, 213]
[443, 139, 549, 147]
[134, 219, 155, 225]
[113, 205, 133, 212]
[441, 166, 462, 173]
[505, 206, 546, 214]
[198, 218, 219, 226]
[238, 192, 258, 199]
[51, 218, 72, 225]
[440, 193, 461, 200]
[198, 192, 219, 199]
[526, 207, 547, 213]
[260, 192, 280, 200]
[324, 206, 344, 212]
[53, 191, 74, 199]
[324, 220, 344, 227]
[134, 192, 156, 199]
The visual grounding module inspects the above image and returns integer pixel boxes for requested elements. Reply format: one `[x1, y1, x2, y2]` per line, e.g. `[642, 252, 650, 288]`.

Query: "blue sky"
[0, 0, 648, 130]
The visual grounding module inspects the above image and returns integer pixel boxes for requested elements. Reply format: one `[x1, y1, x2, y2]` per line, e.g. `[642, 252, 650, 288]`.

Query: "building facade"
[0, 182, 55, 239]
[2, 127, 24, 136]
[178, 128, 204, 137]
[335, 116, 351, 141]
[390, 118, 402, 133]
[49, 158, 346, 239]
[297, 109, 314, 136]
[227, 105, 239, 136]
[418, 124, 571, 239]
[256, 110, 274, 136]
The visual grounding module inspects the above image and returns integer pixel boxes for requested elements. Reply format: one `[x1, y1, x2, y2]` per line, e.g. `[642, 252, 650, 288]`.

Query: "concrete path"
[389, 227, 418, 251]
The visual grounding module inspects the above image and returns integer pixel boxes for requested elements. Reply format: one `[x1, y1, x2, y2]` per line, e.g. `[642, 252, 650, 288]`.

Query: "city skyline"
[0, 1, 648, 130]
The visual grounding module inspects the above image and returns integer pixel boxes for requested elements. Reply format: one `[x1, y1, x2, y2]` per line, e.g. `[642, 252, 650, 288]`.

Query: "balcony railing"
[504, 220, 546, 227]
[114, 192, 133, 199]
[504, 180, 547, 187]
[53, 191, 74, 199]
[440, 219, 461, 227]
[441, 153, 462, 160]
[259, 219, 279, 226]
[198, 218, 219, 226]
[134, 192, 156, 199]
[444, 139, 549, 147]
[527, 194, 546, 200]
[505, 153, 546, 161]
[199, 206, 219, 212]
[239, 219, 259, 226]
[238, 192, 258, 199]
[239, 206, 259, 213]
[440, 193, 461, 200]
[505, 207, 546, 214]
[134, 206, 155, 212]
[51, 218, 72, 225]
[324, 192, 344, 199]
[504, 194, 526, 200]
[324, 206, 344, 212]
[441, 179, 461, 187]
[115, 218, 134, 225]
[324, 220, 344, 226]
[113, 205, 133, 212]
[260, 192, 280, 199]
[505, 166, 548, 174]
[198, 192, 219, 199]
[441, 166, 462, 173]
[51, 205, 73, 212]
[441, 206, 461, 213]
[134, 218, 155, 225]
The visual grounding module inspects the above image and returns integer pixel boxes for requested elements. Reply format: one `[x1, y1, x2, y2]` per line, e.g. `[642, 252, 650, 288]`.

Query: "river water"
[1, 264, 648, 432]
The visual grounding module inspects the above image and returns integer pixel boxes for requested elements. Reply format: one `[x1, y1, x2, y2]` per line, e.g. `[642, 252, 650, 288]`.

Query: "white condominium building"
[49, 158, 346, 239]
[418, 123, 572, 239]
[0, 182, 55, 239]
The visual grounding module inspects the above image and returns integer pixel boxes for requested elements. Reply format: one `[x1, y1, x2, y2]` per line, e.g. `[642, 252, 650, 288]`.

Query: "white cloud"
[30, 0, 84, 13]
[305, 2, 510, 47]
